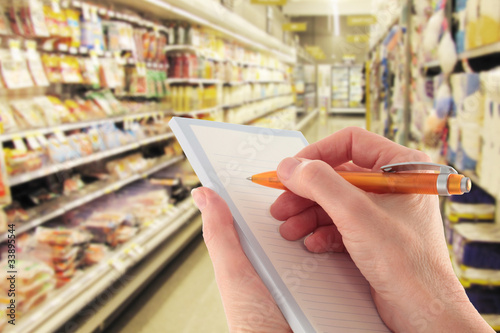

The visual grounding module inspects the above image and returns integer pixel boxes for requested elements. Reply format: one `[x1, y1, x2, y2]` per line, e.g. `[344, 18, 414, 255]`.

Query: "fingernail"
[278, 157, 301, 181]
[191, 188, 206, 211]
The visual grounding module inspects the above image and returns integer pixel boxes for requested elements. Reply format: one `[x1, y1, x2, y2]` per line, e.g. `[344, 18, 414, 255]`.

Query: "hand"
[271, 127, 493, 332]
[192, 187, 291, 332]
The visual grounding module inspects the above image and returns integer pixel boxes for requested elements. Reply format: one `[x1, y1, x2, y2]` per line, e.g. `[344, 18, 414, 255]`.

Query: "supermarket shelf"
[241, 103, 295, 125]
[13, 197, 200, 333]
[173, 106, 221, 116]
[166, 78, 221, 85]
[329, 108, 366, 114]
[295, 109, 319, 131]
[224, 80, 288, 85]
[0, 156, 184, 243]
[482, 315, 500, 331]
[459, 42, 500, 60]
[223, 93, 293, 109]
[0, 110, 171, 142]
[8, 133, 175, 186]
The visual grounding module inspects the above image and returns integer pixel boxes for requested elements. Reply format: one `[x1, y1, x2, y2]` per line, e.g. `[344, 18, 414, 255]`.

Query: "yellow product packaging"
[60, 56, 83, 84]
[479, 0, 500, 46]
[0, 100, 18, 133]
[64, 99, 88, 121]
[42, 53, 62, 83]
[64, 8, 81, 49]
[47, 96, 77, 123]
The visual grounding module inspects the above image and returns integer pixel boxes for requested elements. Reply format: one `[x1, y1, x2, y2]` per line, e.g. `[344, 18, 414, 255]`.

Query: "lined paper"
[173, 119, 389, 333]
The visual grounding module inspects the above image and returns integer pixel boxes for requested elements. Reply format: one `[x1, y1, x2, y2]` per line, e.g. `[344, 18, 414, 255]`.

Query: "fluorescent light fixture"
[332, 0, 340, 37]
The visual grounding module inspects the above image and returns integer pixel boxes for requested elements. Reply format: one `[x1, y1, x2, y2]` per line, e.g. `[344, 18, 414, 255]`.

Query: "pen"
[247, 162, 472, 196]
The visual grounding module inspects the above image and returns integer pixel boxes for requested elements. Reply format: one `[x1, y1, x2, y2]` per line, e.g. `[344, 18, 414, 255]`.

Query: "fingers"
[304, 225, 345, 253]
[270, 191, 315, 221]
[277, 157, 378, 233]
[295, 127, 431, 170]
[279, 205, 333, 241]
[192, 187, 248, 275]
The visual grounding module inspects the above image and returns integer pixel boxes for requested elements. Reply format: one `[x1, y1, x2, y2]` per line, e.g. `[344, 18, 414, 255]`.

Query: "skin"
[191, 127, 493, 333]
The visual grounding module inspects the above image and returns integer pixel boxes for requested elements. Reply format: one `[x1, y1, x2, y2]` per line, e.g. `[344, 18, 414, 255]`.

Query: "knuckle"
[298, 160, 326, 187]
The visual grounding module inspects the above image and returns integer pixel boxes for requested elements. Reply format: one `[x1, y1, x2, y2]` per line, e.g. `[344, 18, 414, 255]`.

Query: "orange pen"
[247, 162, 472, 196]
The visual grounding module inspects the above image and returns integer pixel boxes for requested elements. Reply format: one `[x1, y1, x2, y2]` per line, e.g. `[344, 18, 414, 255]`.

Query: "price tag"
[8, 39, 21, 59]
[54, 130, 67, 143]
[82, 3, 90, 21]
[26, 135, 40, 150]
[13, 137, 27, 152]
[138, 62, 147, 76]
[51, 0, 61, 13]
[90, 6, 99, 23]
[108, 259, 126, 274]
[89, 50, 100, 66]
[79, 46, 88, 54]
[36, 134, 49, 147]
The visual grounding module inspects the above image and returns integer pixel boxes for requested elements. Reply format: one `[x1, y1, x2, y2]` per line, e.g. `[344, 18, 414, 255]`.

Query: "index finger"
[296, 127, 430, 170]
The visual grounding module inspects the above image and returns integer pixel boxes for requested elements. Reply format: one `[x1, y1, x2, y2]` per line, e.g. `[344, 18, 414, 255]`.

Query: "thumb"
[277, 158, 377, 232]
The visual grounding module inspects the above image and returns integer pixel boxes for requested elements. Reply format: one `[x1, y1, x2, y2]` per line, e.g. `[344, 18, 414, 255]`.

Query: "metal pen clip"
[380, 162, 458, 175]
[380, 162, 461, 196]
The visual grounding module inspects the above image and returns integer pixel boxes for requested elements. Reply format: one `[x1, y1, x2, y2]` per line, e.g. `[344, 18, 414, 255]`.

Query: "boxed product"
[452, 223, 500, 270]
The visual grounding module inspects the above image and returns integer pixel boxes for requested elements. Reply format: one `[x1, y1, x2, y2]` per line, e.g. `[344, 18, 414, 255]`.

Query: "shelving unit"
[0, 110, 169, 142]
[13, 197, 200, 333]
[8, 133, 175, 186]
[0, 0, 304, 331]
[1, 156, 184, 243]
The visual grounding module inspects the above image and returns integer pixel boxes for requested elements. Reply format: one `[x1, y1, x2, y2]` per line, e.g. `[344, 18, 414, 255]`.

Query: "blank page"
[170, 118, 389, 333]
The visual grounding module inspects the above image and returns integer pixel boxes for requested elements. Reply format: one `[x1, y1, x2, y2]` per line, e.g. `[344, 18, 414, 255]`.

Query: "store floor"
[106, 114, 366, 333]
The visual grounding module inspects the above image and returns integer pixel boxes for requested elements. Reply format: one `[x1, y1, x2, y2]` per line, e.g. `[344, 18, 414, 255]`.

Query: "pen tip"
[246, 177, 252, 181]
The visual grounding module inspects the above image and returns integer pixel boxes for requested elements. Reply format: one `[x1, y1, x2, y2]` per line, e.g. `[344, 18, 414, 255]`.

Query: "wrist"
[396, 278, 493, 333]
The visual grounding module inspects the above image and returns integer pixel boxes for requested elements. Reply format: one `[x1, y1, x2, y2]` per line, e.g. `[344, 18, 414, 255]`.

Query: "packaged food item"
[75, 97, 107, 119]
[84, 243, 107, 265]
[67, 133, 93, 157]
[80, 57, 101, 87]
[4, 202, 29, 224]
[10, 99, 46, 128]
[87, 126, 106, 152]
[47, 95, 77, 123]
[0, 48, 34, 89]
[63, 174, 84, 195]
[46, 136, 74, 163]
[35, 227, 91, 246]
[26, 44, 49, 87]
[33, 96, 61, 126]
[25, 0, 49, 37]
[43, 0, 69, 37]
[80, 4, 105, 53]
[64, 8, 81, 49]
[0, 100, 19, 133]
[0, 1, 12, 35]
[42, 53, 62, 83]
[7, 0, 25, 36]
[60, 55, 83, 84]
[29, 188, 58, 205]
[65, 99, 88, 121]
[4, 148, 44, 175]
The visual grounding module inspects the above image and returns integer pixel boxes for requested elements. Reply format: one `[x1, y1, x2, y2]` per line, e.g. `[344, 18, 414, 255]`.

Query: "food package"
[84, 243, 107, 265]
[0, 48, 34, 89]
[0, 100, 19, 133]
[41, 53, 62, 83]
[67, 133, 93, 157]
[60, 55, 83, 84]
[26, 45, 49, 87]
[47, 96, 77, 123]
[35, 227, 92, 247]
[10, 99, 47, 129]
[33, 96, 61, 126]
[64, 8, 81, 49]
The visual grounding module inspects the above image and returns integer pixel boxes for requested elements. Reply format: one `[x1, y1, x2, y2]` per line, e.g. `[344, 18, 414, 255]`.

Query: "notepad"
[169, 117, 390, 333]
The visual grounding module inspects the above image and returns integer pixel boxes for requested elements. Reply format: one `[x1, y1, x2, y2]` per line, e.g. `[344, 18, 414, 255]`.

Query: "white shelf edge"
[173, 106, 221, 116]
[0, 110, 171, 142]
[166, 78, 222, 85]
[238, 103, 295, 125]
[222, 93, 293, 109]
[8, 133, 175, 186]
[459, 42, 500, 60]
[295, 109, 320, 131]
[0, 156, 184, 243]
